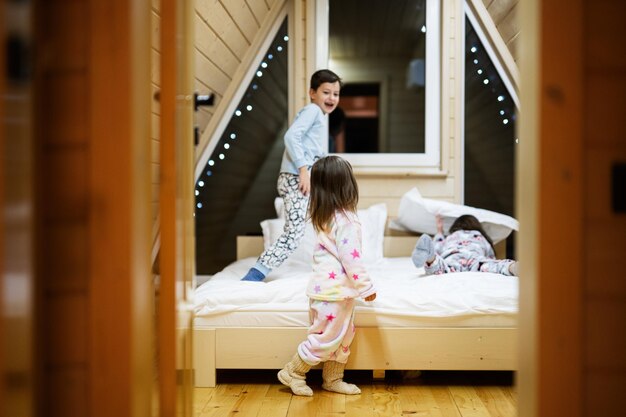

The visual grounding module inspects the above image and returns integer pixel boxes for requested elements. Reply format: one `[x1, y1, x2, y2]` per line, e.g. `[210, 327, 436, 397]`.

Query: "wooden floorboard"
[194, 370, 517, 417]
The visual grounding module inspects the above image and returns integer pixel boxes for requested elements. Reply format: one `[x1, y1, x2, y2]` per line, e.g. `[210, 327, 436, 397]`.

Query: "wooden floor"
[194, 370, 517, 417]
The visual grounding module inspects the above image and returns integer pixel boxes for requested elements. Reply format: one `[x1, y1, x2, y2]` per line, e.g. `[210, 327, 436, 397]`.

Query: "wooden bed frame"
[193, 236, 517, 387]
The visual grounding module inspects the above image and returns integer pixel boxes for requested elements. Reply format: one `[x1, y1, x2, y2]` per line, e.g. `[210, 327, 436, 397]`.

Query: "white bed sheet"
[193, 257, 518, 329]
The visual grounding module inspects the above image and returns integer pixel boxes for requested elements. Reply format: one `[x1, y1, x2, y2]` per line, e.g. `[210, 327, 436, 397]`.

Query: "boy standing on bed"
[241, 69, 343, 282]
[278, 156, 377, 396]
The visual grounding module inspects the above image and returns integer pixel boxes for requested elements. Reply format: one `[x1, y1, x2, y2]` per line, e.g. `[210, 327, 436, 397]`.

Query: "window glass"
[328, 0, 427, 154]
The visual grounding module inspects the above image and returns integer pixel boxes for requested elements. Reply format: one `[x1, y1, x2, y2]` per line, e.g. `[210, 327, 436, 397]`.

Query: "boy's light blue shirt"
[280, 103, 327, 174]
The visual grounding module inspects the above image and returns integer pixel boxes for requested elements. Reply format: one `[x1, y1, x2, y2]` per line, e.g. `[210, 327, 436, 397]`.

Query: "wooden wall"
[194, 0, 280, 140]
[33, 1, 154, 416]
[481, 0, 519, 62]
[580, 0, 626, 413]
[151, 0, 162, 236]
[1, 1, 35, 416]
[35, 1, 91, 414]
[518, 0, 626, 415]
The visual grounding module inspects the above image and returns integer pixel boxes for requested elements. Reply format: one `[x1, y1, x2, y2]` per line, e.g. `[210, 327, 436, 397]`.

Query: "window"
[320, 0, 441, 168]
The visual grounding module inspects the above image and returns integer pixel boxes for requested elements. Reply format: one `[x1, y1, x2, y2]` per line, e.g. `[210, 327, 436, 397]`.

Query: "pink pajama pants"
[297, 298, 356, 366]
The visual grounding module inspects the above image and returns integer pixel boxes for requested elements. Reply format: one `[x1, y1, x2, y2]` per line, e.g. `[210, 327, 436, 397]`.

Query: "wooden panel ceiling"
[481, 0, 519, 61]
[329, 0, 426, 59]
[329, 0, 519, 62]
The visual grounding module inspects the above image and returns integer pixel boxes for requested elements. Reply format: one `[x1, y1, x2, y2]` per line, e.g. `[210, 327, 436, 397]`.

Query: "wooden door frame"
[160, 0, 195, 415]
[89, 1, 153, 416]
[0, 0, 6, 410]
[518, 0, 584, 416]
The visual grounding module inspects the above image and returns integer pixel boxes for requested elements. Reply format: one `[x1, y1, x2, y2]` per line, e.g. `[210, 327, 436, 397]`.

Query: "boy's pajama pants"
[298, 298, 356, 366]
[258, 173, 309, 270]
[425, 253, 515, 276]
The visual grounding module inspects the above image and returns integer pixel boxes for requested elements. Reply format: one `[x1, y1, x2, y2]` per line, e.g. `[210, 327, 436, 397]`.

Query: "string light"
[198, 26, 287, 198]
[497, 95, 505, 101]
[470, 46, 477, 53]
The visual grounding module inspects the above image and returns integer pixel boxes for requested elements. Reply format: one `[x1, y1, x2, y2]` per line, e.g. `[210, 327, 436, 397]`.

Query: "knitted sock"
[321, 361, 361, 395]
[277, 354, 313, 396]
[241, 267, 266, 282]
[411, 234, 435, 268]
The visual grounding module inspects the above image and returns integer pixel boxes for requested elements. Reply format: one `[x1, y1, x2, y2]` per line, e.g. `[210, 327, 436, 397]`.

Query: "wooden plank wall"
[1, 2, 35, 416]
[34, 1, 154, 416]
[151, 0, 162, 236]
[194, 0, 277, 139]
[581, 0, 626, 413]
[35, 1, 91, 415]
[519, 0, 626, 416]
[481, 0, 519, 62]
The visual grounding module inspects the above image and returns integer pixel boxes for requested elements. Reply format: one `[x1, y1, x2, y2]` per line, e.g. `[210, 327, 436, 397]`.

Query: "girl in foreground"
[277, 156, 377, 396]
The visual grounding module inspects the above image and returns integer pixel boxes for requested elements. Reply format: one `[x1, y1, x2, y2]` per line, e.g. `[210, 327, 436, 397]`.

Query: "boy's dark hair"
[309, 155, 358, 232]
[449, 214, 494, 249]
[310, 69, 343, 91]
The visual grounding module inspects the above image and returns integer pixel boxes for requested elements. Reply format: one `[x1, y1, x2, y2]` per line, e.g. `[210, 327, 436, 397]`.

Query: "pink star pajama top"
[306, 211, 376, 301]
[298, 211, 376, 365]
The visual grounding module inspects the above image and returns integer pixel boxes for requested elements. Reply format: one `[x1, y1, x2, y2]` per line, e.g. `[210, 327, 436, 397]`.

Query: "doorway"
[332, 82, 380, 153]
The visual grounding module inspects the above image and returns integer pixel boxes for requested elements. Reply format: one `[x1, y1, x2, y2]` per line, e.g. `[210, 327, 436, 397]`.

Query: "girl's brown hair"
[449, 214, 494, 250]
[309, 156, 358, 232]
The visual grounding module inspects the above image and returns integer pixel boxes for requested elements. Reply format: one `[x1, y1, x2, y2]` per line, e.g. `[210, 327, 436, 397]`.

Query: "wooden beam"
[89, 0, 153, 415]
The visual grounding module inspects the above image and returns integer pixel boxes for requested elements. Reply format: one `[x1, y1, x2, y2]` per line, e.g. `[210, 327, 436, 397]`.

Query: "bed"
[192, 203, 519, 388]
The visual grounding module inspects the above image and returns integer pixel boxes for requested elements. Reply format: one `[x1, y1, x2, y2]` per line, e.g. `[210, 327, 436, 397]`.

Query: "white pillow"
[262, 202, 387, 265]
[390, 188, 518, 244]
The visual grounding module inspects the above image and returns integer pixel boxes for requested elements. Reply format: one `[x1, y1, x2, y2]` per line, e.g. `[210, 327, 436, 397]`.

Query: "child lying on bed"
[277, 156, 376, 397]
[412, 214, 519, 276]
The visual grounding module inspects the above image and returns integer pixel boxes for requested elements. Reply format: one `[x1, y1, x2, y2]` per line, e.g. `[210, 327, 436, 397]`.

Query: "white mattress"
[193, 257, 518, 329]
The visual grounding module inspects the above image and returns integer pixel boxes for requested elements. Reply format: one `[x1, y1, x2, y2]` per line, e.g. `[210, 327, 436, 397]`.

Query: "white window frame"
[313, 0, 441, 169]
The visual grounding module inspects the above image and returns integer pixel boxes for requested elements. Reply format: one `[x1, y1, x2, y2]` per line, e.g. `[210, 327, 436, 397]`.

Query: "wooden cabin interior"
[1, 0, 624, 416]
